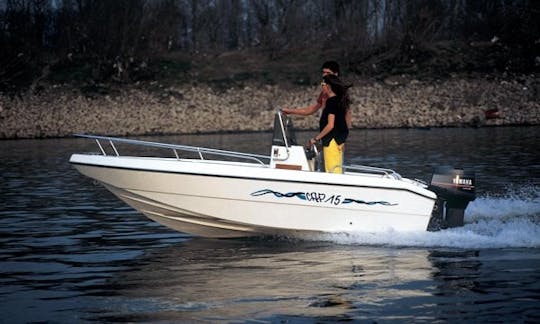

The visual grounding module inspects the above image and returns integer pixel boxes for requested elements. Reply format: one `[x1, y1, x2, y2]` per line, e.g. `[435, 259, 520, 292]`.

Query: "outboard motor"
[427, 167, 476, 231]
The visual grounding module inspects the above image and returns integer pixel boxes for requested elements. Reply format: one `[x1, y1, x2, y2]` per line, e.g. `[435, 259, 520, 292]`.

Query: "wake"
[318, 186, 540, 249]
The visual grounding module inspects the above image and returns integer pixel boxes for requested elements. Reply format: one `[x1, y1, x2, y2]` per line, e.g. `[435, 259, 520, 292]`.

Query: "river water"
[1, 126, 539, 323]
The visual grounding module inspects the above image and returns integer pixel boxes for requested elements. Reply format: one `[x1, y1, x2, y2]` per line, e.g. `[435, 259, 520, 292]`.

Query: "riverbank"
[1, 75, 538, 139]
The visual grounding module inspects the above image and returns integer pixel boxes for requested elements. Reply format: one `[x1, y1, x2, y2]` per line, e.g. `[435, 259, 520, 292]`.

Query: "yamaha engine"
[427, 167, 476, 231]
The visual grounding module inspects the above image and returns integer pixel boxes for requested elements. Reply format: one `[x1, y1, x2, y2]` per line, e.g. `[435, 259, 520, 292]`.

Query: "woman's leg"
[323, 139, 344, 173]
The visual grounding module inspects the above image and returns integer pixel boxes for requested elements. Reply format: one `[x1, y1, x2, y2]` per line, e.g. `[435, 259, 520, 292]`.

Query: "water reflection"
[429, 250, 483, 296]
[68, 239, 539, 322]
[427, 249, 540, 322]
[91, 239, 435, 322]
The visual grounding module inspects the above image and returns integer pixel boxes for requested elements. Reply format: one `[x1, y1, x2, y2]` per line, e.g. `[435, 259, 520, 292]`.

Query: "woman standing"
[311, 74, 351, 173]
[283, 74, 351, 173]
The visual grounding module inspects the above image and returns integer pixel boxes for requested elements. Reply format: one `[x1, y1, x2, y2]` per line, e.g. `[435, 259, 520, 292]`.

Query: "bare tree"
[1, 0, 538, 92]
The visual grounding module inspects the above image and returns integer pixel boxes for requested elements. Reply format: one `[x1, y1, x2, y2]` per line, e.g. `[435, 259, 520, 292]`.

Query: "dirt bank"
[1, 76, 538, 139]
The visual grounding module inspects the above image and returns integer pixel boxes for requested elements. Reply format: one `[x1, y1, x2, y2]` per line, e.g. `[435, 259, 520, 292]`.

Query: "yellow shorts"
[323, 138, 344, 173]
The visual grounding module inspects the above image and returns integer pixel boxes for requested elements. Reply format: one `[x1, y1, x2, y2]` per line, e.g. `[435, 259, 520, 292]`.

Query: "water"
[1, 126, 539, 323]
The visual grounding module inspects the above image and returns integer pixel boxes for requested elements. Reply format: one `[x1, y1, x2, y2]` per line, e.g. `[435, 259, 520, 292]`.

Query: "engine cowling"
[427, 167, 476, 230]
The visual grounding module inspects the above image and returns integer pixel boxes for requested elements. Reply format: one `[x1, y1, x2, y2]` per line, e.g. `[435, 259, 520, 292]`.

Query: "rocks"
[0, 76, 539, 139]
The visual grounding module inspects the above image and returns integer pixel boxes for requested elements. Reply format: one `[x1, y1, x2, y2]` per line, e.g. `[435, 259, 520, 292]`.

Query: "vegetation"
[1, 0, 539, 95]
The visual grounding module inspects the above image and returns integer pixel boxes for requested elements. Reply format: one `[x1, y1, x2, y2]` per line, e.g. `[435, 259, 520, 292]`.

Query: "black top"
[319, 96, 349, 146]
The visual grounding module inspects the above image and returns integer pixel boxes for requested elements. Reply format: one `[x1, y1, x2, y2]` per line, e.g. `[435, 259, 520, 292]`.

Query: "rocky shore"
[1, 75, 538, 139]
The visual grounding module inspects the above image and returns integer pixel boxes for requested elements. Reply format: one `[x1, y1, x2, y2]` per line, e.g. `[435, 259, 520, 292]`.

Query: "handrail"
[343, 164, 402, 179]
[75, 134, 270, 166]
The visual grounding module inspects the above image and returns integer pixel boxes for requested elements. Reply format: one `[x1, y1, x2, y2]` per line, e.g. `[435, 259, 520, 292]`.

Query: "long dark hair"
[323, 74, 352, 112]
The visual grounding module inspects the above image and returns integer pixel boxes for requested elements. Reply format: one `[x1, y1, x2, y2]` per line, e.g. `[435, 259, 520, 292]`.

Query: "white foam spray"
[312, 186, 540, 249]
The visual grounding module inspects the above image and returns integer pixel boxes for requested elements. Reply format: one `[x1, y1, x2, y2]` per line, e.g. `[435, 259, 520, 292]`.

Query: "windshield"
[272, 111, 297, 147]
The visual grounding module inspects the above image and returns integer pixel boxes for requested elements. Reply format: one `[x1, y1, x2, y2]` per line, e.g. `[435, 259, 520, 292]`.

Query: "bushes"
[1, 0, 539, 94]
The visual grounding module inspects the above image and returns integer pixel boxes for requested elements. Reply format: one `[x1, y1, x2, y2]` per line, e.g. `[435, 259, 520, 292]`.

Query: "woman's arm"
[282, 101, 322, 116]
[309, 114, 335, 145]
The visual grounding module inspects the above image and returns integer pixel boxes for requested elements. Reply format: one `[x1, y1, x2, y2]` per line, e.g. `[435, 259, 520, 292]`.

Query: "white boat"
[70, 112, 475, 238]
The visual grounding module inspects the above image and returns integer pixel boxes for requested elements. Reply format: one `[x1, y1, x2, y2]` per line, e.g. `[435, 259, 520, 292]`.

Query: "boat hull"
[70, 154, 436, 238]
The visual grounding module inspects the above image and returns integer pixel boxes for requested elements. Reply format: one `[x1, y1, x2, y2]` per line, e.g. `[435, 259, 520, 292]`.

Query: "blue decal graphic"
[251, 189, 306, 200]
[251, 189, 397, 206]
[342, 198, 397, 206]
